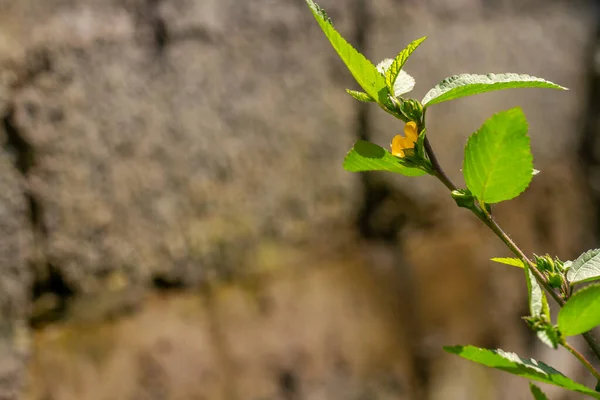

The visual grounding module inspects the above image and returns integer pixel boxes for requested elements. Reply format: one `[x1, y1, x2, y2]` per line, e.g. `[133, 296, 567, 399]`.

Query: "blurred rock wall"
[0, 0, 598, 399]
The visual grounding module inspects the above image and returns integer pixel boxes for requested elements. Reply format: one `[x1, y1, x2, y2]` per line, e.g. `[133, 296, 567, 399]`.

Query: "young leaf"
[530, 383, 549, 400]
[491, 257, 524, 269]
[376, 59, 393, 73]
[393, 70, 416, 97]
[343, 141, 427, 176]
[523, 264, 556, 347]
[536, 326, 561, 350]
[346, 89, 374, 102]
[558, 284, 600, 336]
[384, 37, 427, 96]
[306, 0, 388, 102]
[421, 73, 567, 106]
[376, 61, 416, 97]
[463, 108, 533, 203]
[566, 249, 600, 285]
[444, 345, 600, 398]
[525, 264, 545, 318]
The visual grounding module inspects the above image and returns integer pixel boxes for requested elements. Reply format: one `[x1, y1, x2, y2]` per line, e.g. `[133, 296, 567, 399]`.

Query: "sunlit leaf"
[558, 284, 600, 336]
[422, 73, 566, 106]
[306, 0, 388, 102]
[491, 257, 524, 269]
[343, 140, 426, 177]
[566, 249, 600, 285]
[384, 37, 426, 96]
[445, 345, 600, 398]
[463, 108, 533, 203]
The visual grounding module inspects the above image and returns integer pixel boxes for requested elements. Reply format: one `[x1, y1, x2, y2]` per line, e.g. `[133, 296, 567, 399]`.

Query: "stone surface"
[26, 251, 418, 400]
[4, 0, 359, 296]
[0, 151, 32, 399]
[0, 0, 596, 399]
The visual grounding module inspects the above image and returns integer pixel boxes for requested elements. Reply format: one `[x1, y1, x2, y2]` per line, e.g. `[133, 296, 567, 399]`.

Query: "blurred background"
[0, 0, 599, 399]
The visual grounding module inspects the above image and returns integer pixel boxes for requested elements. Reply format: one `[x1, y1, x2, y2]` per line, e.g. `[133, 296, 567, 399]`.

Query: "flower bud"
[548, 273, 563, 289]
[535, 254, 555, 273]
[400, 99, 424, 122]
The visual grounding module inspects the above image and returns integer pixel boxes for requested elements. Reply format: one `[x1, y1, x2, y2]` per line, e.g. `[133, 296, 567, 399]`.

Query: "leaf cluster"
[305, 1, 600, 398]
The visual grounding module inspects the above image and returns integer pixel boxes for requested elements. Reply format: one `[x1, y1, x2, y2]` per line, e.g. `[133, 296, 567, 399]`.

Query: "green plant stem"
[563, 341, 600, 382]
[423, 134, 600, 364]
[424, 138, 455, 192]
[477, 203, 557, 301]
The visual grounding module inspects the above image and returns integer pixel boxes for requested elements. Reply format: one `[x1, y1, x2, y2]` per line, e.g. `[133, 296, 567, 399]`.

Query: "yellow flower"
[391, 121, 419, 158]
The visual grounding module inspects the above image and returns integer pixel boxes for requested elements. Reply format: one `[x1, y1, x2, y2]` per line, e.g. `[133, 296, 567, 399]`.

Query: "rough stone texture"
[0, 0, 596, 399]
[0, 151, 32, 399]
[4, 0, 359, 295]
[0, 152, 30, 323]
[26, 250, 421, 400]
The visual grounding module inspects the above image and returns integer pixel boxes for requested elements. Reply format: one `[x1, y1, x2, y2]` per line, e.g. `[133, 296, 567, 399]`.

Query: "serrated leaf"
[385, 37, 426, 96]
[346, 89, 374, 102]
[566, 249, 600, 285]
[343, 140, 426, 177]
[306, 0, 388, 103]
[530, 383, 550, 400]
[491, 257, 524, 269]
[376, 58, 394, 74]
[444, 345, 600, 398]
[422, 73, 567, 106]
[558, 284, 600, 336]
[463, 108, 533, 203]
[376, 60, 415, 97]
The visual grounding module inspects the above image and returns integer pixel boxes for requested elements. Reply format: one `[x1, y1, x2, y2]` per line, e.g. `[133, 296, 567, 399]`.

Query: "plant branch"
[419, 111, 456, 192]
[423, 132, 600, 363]
[563, 341, 600, 382]
[477, 203, 559, 303]
[424, 138, 456, 192]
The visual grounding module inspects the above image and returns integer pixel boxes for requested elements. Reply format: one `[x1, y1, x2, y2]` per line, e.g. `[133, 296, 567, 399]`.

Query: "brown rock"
[0, 152, 33, 398]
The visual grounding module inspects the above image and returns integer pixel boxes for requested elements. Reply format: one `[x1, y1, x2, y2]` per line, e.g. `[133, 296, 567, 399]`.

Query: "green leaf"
[376, 60, 415, 97]
[558, 284, 600, 336]
[306, 0, 388, 103]
[524, 264, 556, 348]
[444, 345, 600, 398]
[491, 257, 524, 269]
[536, 326, 560, 350]
[422, 73, 566, 106]
[566, 249, 600, 285]
[525, 264, 545, 318]
[463, 108, 533, 203]
[530, 383, 549, 400]
[393, 70, 416, 97]
[343, 141, 427, 177]
[346, 89, 374, 102]
[384, 37, 427, 97]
